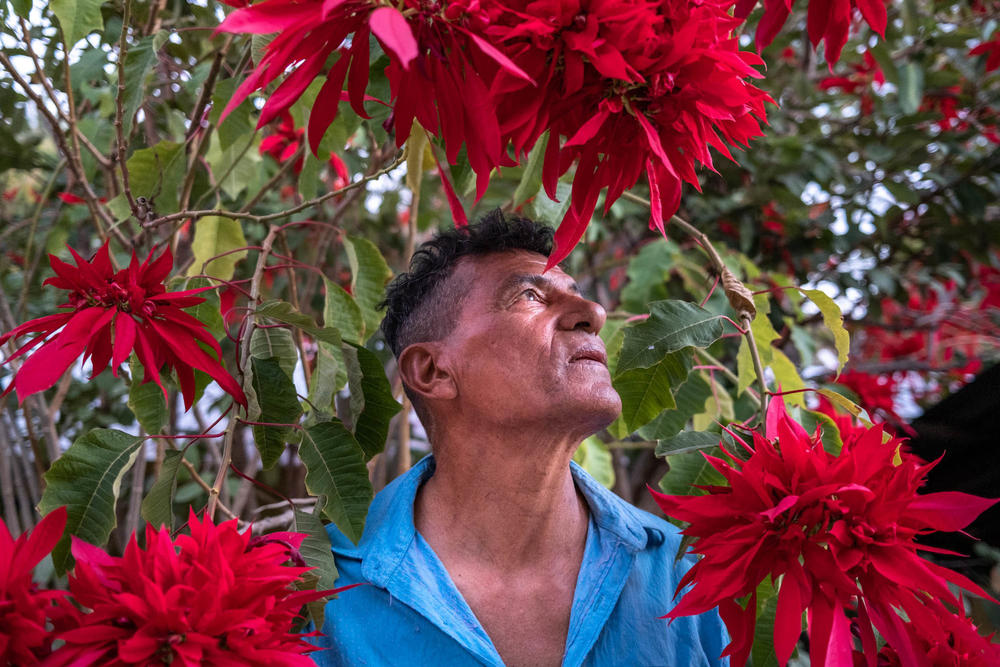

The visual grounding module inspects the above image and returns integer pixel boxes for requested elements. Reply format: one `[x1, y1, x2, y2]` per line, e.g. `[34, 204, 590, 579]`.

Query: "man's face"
[437, 250, 621, 437]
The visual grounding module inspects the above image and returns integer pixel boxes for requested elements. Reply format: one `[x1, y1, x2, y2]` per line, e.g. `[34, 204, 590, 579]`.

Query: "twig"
[122, 440, 146, 541]
[144, 152, 404, 230]
[621, 190, 769, 419]
[0, 415, 23, 536]
[115, 0, 139, 218]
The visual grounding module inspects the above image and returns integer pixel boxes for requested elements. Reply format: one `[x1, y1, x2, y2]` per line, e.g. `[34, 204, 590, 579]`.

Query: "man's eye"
[522, 289, 540, 302]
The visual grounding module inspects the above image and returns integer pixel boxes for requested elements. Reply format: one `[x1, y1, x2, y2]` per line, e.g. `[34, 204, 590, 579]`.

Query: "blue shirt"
[311, 455, 729, 666]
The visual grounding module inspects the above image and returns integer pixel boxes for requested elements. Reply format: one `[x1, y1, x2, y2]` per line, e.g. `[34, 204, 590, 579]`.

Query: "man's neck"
[413, 426, 589, 569]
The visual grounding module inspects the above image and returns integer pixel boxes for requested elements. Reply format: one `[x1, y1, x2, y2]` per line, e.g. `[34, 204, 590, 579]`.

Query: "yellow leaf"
[799, 288, 850, 376]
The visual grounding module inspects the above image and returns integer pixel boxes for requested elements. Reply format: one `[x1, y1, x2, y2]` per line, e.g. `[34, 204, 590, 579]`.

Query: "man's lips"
[569, 347, 608, 366]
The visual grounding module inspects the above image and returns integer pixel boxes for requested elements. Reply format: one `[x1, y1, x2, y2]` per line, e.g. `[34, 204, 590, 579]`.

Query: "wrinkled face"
[438, 250, 621, 438]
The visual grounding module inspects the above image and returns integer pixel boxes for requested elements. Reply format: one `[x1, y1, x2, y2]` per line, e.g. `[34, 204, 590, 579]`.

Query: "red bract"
[818, 51, 884, 114]
[260, 112, 352, 183]
[859, 596, 1000, 667]
[649, 396, 998, 667]
[48, 510, 326, 666]
[834, 369, 900, 424]
[736, 0, 887, 65]
[0, 242, 246, 410]
[970, 31, 1000, 73]
[0, 507, 70, 665]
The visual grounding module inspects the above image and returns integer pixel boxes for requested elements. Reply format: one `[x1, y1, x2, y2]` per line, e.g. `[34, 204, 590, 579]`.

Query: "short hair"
[379, 209, 554, 357]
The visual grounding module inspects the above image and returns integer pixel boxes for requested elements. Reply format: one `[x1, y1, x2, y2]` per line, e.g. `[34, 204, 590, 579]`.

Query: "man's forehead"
[456, 250, 577, 290]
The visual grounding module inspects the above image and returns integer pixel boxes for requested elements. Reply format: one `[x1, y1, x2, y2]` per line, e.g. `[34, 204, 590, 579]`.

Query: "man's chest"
[450, 566, 578, 667]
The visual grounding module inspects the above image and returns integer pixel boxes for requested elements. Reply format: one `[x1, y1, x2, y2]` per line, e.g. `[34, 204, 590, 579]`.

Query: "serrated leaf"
[344, 236, 393, 340]
[572, 436, 614, 489]
[128, 357, 166, 435]
[299, 420, 373, 544]
[343, 343, 401, 459]
[250, 326, 298, 379]
[50, 0, 103, 48]
[512, 130, 548, 207]
[38, 429, 144, 573]
[249, 357, 303, 469]
[294, 509, 339, 591]
[617, 301, 724, 374]
[140, 449, 184, 530]
[656, 430, 724, 457]
[639, 372, 713, 441]
[121, 36, 159, 135]
[799, 288, 849, 376]
[188, 216, 247, 281]
[614, 352, 688, 433]
[323, 278, 364, 344]
[126, 140, 186, 214]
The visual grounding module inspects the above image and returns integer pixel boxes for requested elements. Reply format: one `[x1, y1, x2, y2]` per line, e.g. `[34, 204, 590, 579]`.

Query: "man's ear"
[397, 343, 457, 401]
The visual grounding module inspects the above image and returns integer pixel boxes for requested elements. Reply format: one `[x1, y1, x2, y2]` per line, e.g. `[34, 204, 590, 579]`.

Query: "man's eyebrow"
[495, 274, 581, 303]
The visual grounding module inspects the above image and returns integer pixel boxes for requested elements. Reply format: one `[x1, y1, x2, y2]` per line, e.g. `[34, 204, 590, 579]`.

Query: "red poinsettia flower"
[259, 112, 352, 184]
[0, 242, 246, 410]
[858, 595, 1000, 667]
[818, 51, 884, 114]
[48, 510, 327, 666]
[649, 396, 998, 667]
[485, 0, 772, 266]
[970, 31, 1000, 73]
[0, 507, 71, 665]
[736, 0, 887, 65]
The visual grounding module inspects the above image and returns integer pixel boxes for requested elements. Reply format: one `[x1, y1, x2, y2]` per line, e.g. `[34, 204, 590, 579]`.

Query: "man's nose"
[557, 295, 607, 334]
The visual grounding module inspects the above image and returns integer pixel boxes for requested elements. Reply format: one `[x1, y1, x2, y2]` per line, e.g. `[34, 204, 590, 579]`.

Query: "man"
[312, 212, 729, 666]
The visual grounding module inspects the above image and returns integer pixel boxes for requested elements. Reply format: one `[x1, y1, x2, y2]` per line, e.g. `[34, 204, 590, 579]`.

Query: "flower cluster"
[217, 0, 771, 266]
[818, 51, 884, 115]
[650, 396, 998, 666]
[0, 242, 245, 410]
[0, 507, 71, 665]
[260, 111, 351, 185]
[48, 510, 326, 666]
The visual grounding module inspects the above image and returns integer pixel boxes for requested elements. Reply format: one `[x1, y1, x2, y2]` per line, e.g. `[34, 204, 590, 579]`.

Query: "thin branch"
[115, 0, 139, 218]
[144, 152, 404, 230]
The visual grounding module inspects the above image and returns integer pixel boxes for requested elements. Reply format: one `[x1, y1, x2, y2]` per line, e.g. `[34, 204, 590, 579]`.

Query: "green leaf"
[50, 0, 104, 48]
[128, 357, 166, 435]
[250, 326, 298, 379]
[614, 352, 688, 433]
[308, 343, 341, 415]
[898, 62, 924, 115]
[38, 429, 144, 573]
[126, 140, 186, 214]
[294, 509, 339, 591]
[188, 216, 247, 282]
[799, 288, 849, 375]
[658, 446, 727, 496]
[140, 449, 184, 530]
[182, 277, 226, 341]
[770, 349, 806, 407]
[572, 436, 615, 489]
[512, 131, 548, 207]
[639, 372, 713, 441]
[751, 579, 781, 667]
[10, 0, 31, 19]
[617, 301, 724, 374]
[528, 182, 572, 226]
[814, 388, 865, 418]
[656, 430, 725, 457]
[256, 300, 345, 347]
[121, 35, 160, 135]
[323, 278, 364, 344]
[299, 421, 373, 544]
[344, 236, 393, 340]
[209, 78, 255, 151]
[800, 408, 844, 456]
[298, 151, 322, 200]
[620, 239, 678, 314]
[249, 357, 303, 469]
[343, 344, 401, 459]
